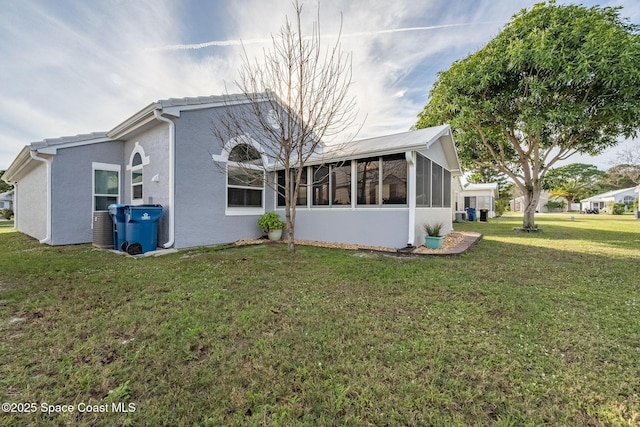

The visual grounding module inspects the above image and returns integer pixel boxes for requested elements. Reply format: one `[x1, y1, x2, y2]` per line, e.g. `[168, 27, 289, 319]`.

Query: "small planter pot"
[424, 235, 444, 249]
[268, 229, 283, 241]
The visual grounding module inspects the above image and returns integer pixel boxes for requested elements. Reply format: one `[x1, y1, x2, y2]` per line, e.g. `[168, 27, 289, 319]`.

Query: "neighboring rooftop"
[582, 186, 639, 201]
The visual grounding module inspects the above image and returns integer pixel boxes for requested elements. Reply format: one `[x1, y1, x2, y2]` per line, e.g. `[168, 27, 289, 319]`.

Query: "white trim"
[127, 142, 150, 206]
[221, 137, 267, 216]
[126, 141, 150, 170]
[275, 206, 409, 213]
[92, 162, 121, 172]
[91, 162, 121, 213]
[407, 151, 416, 246]
[350, 160, 357, 210]
[225, 208, 266, 216]
[212, 134, 270, 167]
[225, 162, 265, 215]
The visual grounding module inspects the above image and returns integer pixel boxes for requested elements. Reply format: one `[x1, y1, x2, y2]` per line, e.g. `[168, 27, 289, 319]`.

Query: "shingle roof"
[317, 125, 451, 161]
[29, 132, 109, 149]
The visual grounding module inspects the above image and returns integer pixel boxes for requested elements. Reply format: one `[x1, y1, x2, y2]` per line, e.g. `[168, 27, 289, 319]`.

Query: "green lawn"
[1, 214, 639, 426]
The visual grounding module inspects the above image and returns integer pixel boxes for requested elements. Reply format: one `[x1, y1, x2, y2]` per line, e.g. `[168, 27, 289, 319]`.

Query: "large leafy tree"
[602, 164, 640, 189]
[543, 163, 606, 210]
[416, 2, 640, 230]
[543, 163, 605, 192]
[0, 171, 14, 193]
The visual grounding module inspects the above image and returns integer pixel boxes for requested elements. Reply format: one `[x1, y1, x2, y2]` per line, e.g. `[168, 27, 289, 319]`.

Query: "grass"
[0, 214, 639, 426]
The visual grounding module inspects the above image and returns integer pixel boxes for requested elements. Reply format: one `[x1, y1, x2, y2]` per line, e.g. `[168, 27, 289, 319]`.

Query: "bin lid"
[108, 203, 128, 217]
[125, 204, 163, 222]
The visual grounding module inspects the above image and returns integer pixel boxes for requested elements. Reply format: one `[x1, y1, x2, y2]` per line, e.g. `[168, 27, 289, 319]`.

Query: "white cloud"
[1, 0, 638, 171]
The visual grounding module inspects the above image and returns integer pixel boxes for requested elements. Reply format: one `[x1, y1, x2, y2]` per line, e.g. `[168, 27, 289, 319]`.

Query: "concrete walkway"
[435, 231, 483, 255]
[394, 231, 483, 257]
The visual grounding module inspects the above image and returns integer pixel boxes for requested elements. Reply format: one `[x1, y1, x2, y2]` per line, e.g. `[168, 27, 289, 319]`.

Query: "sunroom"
[274, 124, 461, 248]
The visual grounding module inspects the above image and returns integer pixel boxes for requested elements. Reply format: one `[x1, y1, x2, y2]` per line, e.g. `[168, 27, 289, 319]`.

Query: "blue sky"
[1, 0, 639, 170]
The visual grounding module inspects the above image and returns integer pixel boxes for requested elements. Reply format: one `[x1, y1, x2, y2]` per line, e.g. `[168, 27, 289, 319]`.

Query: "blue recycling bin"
[466, 207, 477, 222]
[107, 204, 127, 251]
[123, 205, 163, 255]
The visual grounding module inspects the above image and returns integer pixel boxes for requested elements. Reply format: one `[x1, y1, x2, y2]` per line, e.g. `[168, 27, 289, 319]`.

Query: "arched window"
[226, 142, 265, 212]
[126, 142, 150, 204]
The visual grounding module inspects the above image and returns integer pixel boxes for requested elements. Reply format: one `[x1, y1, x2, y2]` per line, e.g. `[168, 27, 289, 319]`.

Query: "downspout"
[153, 110, 175, 248]
[406, 151, 416, 246]
[29, 150, 52, 244]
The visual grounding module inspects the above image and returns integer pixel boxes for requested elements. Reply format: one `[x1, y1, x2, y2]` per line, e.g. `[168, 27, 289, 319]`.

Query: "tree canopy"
[416, 1, 640, 229]
[542, 163, 606, 193]
[0, 171, 14, 193]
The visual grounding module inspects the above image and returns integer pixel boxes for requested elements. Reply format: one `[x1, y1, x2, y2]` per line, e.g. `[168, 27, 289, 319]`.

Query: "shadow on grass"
[1, 222, 640, 426]
[456, 215, 640, 254]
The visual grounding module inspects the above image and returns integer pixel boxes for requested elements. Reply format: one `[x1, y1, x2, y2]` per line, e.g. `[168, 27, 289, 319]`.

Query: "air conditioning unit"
[92, 211, 114, 249]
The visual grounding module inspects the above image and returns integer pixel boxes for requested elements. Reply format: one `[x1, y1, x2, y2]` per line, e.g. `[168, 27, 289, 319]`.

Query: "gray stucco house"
[2, 94, 461, 250]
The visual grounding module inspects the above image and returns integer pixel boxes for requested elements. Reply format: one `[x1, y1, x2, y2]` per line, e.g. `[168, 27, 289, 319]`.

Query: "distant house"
[581, 187, 638, 213]
[457, 182, 498, 218]
[2, 93, 462, 249]
[0, 190, 13, 210]
[510, 190, 579, 213]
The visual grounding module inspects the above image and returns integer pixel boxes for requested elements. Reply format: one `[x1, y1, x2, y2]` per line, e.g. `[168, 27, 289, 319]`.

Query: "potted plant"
[423, 222, 445, 249]
[258, 211, 286, 241]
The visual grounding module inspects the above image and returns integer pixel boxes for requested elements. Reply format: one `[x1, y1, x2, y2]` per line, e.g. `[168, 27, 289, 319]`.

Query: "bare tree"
[212, 1, 359, 252]
[613, 146, 640, 185]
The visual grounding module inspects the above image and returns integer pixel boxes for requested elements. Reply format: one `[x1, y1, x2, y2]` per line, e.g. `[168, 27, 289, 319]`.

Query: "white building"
[580, 187, 638, 213]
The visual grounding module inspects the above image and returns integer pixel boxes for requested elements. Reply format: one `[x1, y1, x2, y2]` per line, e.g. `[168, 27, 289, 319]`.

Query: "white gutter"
[29, 150, 52, 244]
[153, 110, 175, 248]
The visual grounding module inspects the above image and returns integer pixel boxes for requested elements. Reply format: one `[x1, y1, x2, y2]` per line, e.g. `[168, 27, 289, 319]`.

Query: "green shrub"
[1, 209, 13, 219]
[544, 200, 566, 212]
[609, 202, 626, 215]
[258, 211, 286, 232]
[423, 222, 443, 237]
[495, 200, 509, 218]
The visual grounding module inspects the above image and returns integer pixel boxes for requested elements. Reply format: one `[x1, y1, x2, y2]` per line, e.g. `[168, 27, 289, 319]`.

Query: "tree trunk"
[565, 196, 573, 212]
[522, 186, 540, 230]
[285, 211, 295, 253]
[286, 170, 298, 253]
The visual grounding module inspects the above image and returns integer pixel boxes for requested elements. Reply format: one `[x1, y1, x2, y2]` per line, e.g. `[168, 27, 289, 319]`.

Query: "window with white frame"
[227, 144, 264, 208]
[92, 162, 120, 211]
[127, 142, 149, 204]
[131, 153, 143, 201]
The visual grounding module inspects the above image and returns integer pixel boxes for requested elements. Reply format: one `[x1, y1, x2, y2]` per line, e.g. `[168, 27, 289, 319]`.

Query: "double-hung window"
[92, 162, 120, 211]
[127, 142, 149, 205]
[227, 144, 264, 210]
[131, 153, 143, 202]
